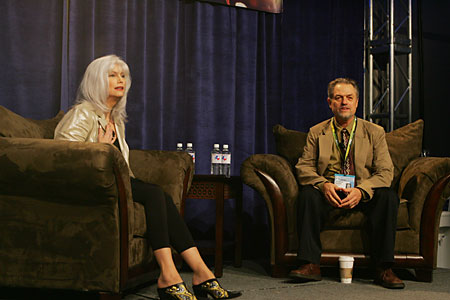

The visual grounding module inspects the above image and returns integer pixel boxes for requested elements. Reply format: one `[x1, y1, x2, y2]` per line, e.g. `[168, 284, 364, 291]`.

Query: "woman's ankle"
[157, 273, 184, 288]
[192, 269, 215, 286]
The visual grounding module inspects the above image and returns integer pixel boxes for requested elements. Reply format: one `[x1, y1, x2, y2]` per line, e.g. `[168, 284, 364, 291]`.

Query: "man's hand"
[323, 182, 343, 207]
[323, 183, 362, 209]
[339, 187, 362, 209]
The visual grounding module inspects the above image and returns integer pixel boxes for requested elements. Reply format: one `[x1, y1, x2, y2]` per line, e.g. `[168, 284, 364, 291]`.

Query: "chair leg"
[271, 264, 289, 278]
[415, 268, 433, 282]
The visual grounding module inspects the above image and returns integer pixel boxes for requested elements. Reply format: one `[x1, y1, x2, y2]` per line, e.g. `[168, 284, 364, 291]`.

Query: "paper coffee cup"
[339, 256, 354, 284]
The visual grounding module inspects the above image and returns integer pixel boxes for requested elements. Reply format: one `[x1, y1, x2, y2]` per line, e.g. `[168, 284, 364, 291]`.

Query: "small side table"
[183, 175, 243, 277]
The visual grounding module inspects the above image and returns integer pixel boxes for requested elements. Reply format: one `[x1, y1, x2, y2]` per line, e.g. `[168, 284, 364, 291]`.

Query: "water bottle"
[211, 144, 221, 175]
[176, 143, 183, 151]
[221, 144, 231, 178]
[185, 143, 195, 164]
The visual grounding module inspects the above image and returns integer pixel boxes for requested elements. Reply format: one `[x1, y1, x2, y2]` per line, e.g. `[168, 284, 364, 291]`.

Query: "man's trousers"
[296, 185, 399, 266]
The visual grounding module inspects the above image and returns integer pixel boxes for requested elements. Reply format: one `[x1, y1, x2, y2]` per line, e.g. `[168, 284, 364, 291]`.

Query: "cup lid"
[339, 256, 354, 262]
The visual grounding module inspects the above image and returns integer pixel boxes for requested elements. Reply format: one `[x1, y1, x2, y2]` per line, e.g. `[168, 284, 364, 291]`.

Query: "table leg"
[215, 182, 224, 278]
[234, 185, 243, 268]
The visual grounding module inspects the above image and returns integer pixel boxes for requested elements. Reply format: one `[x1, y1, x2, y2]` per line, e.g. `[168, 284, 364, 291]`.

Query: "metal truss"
[363, 0, 412, 131]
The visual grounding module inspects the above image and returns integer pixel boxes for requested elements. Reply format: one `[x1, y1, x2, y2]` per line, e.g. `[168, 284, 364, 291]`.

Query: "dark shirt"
[113, 139, 121, 152]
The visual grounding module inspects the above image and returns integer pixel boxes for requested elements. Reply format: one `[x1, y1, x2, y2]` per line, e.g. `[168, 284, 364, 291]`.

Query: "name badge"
[334, 174, 355, 189]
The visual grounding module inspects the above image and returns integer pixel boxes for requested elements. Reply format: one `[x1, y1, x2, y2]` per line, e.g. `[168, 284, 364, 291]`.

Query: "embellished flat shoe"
[157, 282, 197, 300]
[192, 278, 242, 299]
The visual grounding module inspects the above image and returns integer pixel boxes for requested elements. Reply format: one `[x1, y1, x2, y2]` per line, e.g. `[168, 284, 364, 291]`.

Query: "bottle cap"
[187, 143, 193, 147]
[214, 144, 220, 148]
[223, 144, 229, 149]
[177, 143, 183, 148]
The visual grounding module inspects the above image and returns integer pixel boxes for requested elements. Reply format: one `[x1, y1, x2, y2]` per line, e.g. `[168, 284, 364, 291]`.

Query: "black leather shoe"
[193, 278, 242, 299]
[157, 282, 197, 300]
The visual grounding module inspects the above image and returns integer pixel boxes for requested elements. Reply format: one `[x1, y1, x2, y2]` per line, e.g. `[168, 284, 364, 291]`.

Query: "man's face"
[327, 83, 359, 123]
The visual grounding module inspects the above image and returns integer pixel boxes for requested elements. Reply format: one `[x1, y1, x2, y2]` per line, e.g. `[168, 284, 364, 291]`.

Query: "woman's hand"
[98, 122, 117, 144]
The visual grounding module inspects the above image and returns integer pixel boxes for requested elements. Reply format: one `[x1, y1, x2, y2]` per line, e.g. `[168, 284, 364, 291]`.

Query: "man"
[289, 78, 404, 289]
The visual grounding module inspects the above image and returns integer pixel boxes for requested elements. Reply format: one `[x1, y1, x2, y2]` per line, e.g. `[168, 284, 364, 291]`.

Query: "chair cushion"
[385, 119, 423, 189]
[0, 105, 64, 139]
[133, 202, 147, 237]
[273, 124, 307, 167]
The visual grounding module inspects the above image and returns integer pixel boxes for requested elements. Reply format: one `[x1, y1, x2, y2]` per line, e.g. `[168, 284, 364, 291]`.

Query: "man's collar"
[333, 116, 356, 130]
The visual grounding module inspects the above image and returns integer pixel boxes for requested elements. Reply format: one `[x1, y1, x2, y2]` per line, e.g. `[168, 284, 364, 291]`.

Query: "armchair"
[0, 105, 194, 299]
[241, 119, 450, 282]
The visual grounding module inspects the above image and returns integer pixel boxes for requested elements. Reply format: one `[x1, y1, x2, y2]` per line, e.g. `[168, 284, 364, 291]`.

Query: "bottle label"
[222, 154, 231, 164]
[211, 153, 221, 163]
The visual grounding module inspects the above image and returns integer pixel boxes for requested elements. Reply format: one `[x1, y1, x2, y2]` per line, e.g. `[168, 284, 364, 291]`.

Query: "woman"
[54, 55, 241, 300]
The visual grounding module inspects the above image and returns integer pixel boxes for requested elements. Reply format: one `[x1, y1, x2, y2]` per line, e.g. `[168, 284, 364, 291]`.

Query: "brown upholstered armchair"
[0, 105, 194, 299]
[241, 119, 450, 282]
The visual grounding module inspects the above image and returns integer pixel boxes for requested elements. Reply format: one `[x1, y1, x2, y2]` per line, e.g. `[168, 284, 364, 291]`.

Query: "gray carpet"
[124, 261, 450, 300]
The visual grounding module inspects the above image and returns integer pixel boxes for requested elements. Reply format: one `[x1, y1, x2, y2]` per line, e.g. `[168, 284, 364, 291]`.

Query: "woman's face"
[107, 64, 126, 106]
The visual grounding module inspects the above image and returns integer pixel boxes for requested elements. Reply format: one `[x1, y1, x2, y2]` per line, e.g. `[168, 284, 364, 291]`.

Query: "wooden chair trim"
[420, 172, 450, 267]
[113, 165, 129, 291]
[278, 251, 427, 268]
[254, 168, 289, 264]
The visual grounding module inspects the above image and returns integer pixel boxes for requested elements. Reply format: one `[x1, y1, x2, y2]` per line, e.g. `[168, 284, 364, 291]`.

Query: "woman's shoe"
[192, 278, 242, 299]
[157, 282, 197, 300]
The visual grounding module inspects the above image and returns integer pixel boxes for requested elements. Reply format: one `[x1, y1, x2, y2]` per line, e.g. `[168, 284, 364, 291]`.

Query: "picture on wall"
[200, 0, 282, 13]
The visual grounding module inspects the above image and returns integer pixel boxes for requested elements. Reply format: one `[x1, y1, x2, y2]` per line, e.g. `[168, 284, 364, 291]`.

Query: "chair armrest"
[0, 137, 133, 292]
[397, 157, 450, 232]
[421, 173, 450, 267]
[241, 154, 298, 208]
[240, 154, 298, 264]
[129, 149, 194, 209]
[0, 137, 132, 206]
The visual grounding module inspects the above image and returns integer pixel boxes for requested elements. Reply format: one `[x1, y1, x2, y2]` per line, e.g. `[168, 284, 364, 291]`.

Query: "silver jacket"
[54, 101, 134, 177]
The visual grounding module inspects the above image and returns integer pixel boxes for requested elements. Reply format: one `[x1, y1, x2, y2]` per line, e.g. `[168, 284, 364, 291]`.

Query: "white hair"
[76, 54, 131, 124]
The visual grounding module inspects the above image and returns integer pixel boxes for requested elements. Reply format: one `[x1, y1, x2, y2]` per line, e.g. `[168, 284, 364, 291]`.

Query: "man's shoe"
[374, 268, 405, 289]
[289, 263, 322, 281]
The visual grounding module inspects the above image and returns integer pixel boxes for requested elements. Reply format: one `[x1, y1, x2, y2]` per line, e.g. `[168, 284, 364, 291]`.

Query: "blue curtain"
[0, 0, 64, 118]
[60, 0, 286, 174]
[281, 1, 364, 131]
[0, 0, 363, 257]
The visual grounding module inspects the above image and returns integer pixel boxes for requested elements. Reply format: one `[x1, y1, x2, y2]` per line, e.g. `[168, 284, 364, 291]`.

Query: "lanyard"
[330, 117, 357, 163]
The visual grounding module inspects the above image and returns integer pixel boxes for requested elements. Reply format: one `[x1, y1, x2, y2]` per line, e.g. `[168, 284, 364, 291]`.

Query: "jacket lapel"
[354, 119, 368, 176]
[318, 119, 333, 175]
[96, 108, 108, 131]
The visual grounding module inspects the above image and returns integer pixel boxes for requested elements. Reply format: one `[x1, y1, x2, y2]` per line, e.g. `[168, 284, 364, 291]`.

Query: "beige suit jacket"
[54, 101, 134, 177]
[295, 117, 393, 199]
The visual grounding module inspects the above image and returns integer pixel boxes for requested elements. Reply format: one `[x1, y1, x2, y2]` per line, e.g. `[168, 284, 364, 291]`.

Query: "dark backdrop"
[1, 0, 445, 259]
[413, 0, 450, 157]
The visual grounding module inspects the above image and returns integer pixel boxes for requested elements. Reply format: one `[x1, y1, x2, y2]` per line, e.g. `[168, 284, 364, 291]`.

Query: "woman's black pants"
[131, 177, 195, 253]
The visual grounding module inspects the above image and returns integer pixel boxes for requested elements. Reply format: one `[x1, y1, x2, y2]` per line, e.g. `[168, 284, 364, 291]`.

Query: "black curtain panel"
[0, 0, 364, 256]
